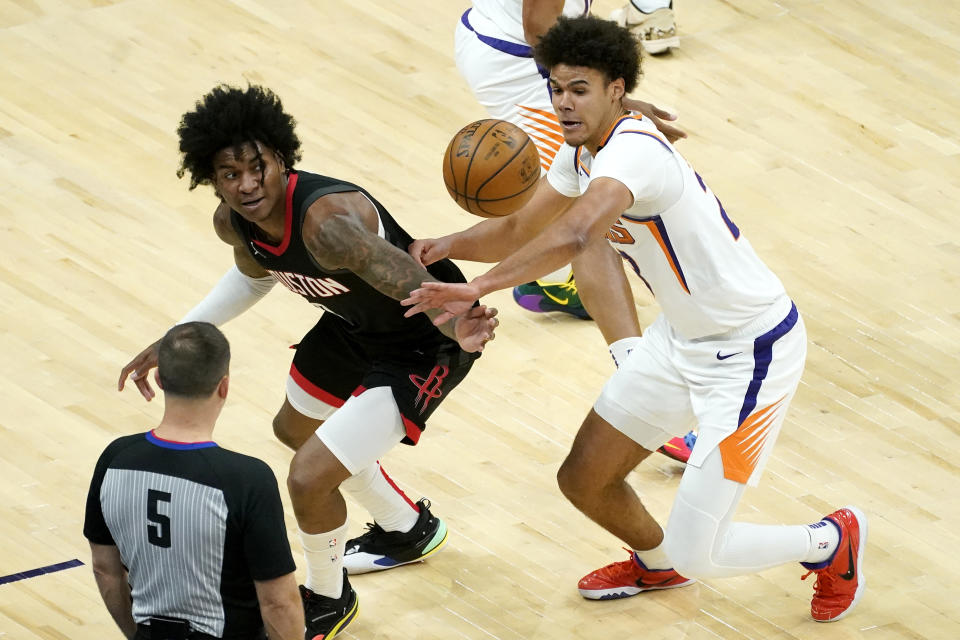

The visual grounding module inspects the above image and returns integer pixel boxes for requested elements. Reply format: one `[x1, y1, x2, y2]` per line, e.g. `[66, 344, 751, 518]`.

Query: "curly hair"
[534, 15, 642, 94]
[176, 85, 302, 190]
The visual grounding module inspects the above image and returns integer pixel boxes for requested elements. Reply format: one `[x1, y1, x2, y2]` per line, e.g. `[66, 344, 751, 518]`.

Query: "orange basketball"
[442, 119, 542, 217]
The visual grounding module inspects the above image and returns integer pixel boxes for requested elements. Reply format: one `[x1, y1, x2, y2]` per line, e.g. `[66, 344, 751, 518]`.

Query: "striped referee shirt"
[83, 431, 295, 638]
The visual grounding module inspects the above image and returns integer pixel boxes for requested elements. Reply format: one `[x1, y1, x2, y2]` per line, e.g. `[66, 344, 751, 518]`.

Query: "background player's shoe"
[512, 273, 591, 320]
[301, 570, 358, 640]
[609, 1, 679, 55]
[343, 498, 448, 574]
[578, 550, 695, 600]
[800, 506, 868, 622]
[657, 430, 697, 463]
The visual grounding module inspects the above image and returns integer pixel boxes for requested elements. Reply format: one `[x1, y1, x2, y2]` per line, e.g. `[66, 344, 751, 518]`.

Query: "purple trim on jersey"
[737, 303, 799, 426]
[617, 250, 654, 293]
[146, 430, 218, 450]
[651, 216, 689, 292]
[461, 10, 534, 58]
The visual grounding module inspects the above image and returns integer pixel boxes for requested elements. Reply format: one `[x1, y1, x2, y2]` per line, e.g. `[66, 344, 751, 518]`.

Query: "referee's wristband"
[608, 336, 642, 368]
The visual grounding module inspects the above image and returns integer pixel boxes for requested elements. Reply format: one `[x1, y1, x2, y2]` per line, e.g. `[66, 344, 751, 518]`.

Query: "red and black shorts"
[287, 314, 478, 445]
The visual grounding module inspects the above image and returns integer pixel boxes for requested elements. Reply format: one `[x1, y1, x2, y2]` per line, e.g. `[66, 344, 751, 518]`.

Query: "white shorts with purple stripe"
[594, 295, 806, 486]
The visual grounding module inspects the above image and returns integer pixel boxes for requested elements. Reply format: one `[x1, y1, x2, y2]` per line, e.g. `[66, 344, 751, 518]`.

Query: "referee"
[84, 322, 303, 639]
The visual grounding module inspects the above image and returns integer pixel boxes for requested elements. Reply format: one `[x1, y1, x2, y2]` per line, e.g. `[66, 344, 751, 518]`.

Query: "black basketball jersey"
[83, 432, 295, 639]
[231, 171, 465, 348]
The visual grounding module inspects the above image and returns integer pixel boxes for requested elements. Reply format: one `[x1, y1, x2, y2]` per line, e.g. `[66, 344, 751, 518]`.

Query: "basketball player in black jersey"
[118, 85, 498, 640]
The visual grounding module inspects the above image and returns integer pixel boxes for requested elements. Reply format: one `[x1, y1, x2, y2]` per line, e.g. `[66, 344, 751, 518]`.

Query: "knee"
[273, 413, 296, 449]
[557, 454, 598, 509]
[287, 453, 338, 501]
[663, 533, 715, 579]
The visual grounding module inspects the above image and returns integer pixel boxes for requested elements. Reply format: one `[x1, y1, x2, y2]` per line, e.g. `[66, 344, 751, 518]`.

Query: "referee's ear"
[217, 375, 230, 400]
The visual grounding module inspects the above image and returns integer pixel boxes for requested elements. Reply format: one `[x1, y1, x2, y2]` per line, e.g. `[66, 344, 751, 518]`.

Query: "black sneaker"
[300, 570, 358, 640]
[343, 498, 448, 574]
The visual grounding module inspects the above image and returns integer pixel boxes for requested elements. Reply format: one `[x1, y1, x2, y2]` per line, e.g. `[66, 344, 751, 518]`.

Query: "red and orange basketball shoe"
[657, 430, 696, 463]
[578, 550, 695, 600]
[800, 506, 868, 622]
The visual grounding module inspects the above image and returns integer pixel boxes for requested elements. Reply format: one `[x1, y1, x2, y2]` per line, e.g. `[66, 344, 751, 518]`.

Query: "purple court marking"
[0, 559, 84, 585]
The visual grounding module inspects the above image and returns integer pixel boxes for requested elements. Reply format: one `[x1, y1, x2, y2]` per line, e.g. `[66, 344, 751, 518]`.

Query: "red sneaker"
[800, 506, 868, 622]
[578, 550, 695, 600]
[657, 430, 696, 463]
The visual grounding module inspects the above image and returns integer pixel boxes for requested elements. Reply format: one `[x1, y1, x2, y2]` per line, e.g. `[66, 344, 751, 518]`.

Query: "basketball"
[442, 119, 541, 217]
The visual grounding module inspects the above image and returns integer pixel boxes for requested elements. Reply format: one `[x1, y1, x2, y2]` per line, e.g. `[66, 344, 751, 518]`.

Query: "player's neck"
[585, 106, 629, 155]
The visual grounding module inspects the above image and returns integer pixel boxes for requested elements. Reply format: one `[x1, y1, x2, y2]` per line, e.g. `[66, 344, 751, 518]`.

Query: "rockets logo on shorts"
[409, 365, 450, 414]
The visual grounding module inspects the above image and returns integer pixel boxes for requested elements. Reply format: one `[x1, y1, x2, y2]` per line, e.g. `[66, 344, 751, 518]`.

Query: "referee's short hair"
[158, 322, 231, 398]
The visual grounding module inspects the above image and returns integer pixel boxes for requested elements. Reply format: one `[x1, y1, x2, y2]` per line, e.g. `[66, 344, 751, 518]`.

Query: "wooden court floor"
[1, 0, 959, 638]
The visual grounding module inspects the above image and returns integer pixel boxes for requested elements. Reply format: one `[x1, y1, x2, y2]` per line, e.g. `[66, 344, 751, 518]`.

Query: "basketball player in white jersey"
[456, 0, 696, 463]
[408, 15, 867, 623]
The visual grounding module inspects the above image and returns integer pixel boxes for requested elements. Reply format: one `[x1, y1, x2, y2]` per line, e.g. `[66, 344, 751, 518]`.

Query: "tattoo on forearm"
[306, 214, 456, 335]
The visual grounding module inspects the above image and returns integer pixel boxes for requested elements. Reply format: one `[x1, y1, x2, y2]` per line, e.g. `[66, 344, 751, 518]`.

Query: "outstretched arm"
[409, 177, 574, 267]
[302, 191, 497, 351]
[118, 204, 276, 399]
[404, 178, 633, 323]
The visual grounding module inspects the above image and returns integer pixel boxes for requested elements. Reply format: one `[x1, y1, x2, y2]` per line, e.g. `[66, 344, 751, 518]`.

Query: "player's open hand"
[408, 237, 452, 267]
[623, 97, 686, 143]
[118, 339, 162, 401]
[402, 281, 481, 325]
[454, 305, 499, 353]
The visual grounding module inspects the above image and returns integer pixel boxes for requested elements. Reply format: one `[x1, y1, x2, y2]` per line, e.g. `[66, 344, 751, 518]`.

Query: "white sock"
[803, 519, 840, 565]
[341, 461, 419, 533]
[631, 0, 671, 13]
[537, 266, 572, 284]
[300, 521, 349, 598]
[634, 543, 673, 570]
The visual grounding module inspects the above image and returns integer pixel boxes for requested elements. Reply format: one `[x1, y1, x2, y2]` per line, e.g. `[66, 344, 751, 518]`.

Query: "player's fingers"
[408, 244, 426, 267]
[118, 361, 140, 390]
[652, 106, 677, 121]
[660, 123, 687, 143]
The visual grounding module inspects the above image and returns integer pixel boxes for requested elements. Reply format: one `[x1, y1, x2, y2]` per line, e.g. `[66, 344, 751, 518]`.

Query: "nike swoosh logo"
[637, 576, 681, 588]
[839, 542, 856, 580]
[541, 289, 570, 305]
[716, 351, 741, 360]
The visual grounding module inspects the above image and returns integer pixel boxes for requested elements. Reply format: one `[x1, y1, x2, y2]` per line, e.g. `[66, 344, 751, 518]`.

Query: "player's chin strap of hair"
[608, 336, 643, 369]
[177, 266, 276, 326]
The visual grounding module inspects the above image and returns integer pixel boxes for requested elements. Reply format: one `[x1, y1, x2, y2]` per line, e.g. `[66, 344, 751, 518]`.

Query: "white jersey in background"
[456, 1, 591, 170]
[547, 113, 787, 339]
[468, 0, 591, 46]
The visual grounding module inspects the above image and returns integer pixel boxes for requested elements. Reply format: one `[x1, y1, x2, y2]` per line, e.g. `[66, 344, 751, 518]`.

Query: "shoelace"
[801, 567, 838, 598]
[354, 522, 385, 541]
[556, 279, 579, 295]
[593, 548, 642, 581]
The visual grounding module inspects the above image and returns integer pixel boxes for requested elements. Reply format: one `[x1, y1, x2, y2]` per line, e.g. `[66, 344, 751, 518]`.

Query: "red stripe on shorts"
[289, 364, 345, 408]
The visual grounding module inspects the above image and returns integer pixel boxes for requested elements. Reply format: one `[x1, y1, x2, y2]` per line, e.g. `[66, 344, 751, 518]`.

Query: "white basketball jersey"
[469, 0, 591, 44]
[547, 114, 787, 339]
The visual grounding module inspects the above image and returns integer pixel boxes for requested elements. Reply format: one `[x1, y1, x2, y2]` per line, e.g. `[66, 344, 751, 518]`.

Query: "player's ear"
[611, 78, 625, 101]
[218, 374, 229, 399]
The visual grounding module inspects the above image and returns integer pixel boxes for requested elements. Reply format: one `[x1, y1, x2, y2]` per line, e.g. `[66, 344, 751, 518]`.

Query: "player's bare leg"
[273, 398, 323, 450]
[288, 436, 358, 638]
[558, 410, 695, 599]
[558, 409, 662, 549]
